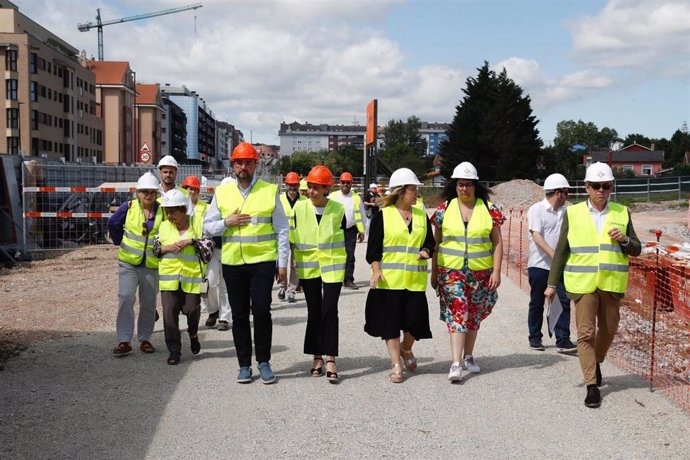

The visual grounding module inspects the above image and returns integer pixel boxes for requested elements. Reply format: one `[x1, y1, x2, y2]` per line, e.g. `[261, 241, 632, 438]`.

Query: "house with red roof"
[585, 142, 665, 176]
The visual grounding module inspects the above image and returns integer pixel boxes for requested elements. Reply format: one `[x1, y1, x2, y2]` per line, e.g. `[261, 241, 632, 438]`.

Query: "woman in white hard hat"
[431, 161, 504, 382]
[107, 172, 164, 357]
[152, 189, 205, 365]
[365, 168, 435, 383]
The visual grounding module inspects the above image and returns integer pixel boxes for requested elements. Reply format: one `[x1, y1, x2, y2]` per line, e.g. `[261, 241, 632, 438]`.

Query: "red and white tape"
[22, 186, 216, 193]
[24, 212, 113, 218]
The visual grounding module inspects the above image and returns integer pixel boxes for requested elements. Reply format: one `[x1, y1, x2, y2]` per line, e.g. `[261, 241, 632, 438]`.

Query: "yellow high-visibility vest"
[118, 199, 163, 269]
[191, 199, 208, 237]
[291, 199, 346, 282]
[158, 220, 204, 293]
[280, 192, 306, 231]
[376, 206, 428, 291]
[437, 198, 493, 271]
[564, 201, 630, 294]
[216, 180, 278, 265]
[328, 190, 364, 233]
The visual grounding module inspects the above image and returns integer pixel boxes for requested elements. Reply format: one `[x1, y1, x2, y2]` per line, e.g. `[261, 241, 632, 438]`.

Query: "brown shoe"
[113, 342, 132, 356]
[139, 340, 155, 354]
[343, 281, 359, 290]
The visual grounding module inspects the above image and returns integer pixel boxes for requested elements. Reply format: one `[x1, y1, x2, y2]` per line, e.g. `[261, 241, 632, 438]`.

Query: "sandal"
[113, 342, 132, 356]
[310, 357, 324, 377]
[167, 352, 181, 366]
[389, 363, 403, 383]
[139, 340, 155, 354]
[401, 348, 417, 371]
[326, 360, 339, 384]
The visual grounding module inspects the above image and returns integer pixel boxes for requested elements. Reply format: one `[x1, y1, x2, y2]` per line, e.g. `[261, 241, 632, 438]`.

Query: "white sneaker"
[462, 356, 481, 374]
[287, 291, 296, 303]
[447, 362, 462, 382]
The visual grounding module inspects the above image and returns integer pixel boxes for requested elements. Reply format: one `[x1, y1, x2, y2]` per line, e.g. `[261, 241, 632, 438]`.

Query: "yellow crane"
[78, 3, 203, 61]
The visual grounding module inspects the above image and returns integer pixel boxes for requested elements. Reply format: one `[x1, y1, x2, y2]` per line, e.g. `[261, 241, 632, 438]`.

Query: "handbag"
[192, 238, 213, 297]
[196, 256, 209, 298]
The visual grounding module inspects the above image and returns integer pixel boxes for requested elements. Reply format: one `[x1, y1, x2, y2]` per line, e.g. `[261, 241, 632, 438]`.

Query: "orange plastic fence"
[500, 208, 690, 411]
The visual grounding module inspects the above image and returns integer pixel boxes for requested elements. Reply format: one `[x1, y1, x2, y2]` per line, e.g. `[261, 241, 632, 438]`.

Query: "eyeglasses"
[341, 182, 352, 185]
[456, 182, 474, 189]
[557, 189, 569, 195]
[589, 183, 613, 191]
[139, 190, 156, 195]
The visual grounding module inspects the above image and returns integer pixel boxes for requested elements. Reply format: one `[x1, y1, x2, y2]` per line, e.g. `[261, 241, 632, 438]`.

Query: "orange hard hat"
[307, 165, 334, 186]
[181, 175, 201, 190]
[285, 172, 300, 185]
[231, 142, 259, 161]
[340, 172, 353, 182]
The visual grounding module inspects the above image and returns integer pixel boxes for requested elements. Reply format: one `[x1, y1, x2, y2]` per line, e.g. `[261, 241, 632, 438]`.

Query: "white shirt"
[331, 191, 365, 230]
[587, 199, 609, 234]
[527, 198, 566, 270]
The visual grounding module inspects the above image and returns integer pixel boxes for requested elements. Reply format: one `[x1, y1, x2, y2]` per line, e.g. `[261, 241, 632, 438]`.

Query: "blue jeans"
[528, 267, 571, 345]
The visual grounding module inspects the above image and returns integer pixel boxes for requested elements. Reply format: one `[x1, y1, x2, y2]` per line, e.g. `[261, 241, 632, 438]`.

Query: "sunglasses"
[139, 190, 156, 195]
[142, 222, 149, 236]
[341, 182, 352, 185]
[589, 183, 613, 191]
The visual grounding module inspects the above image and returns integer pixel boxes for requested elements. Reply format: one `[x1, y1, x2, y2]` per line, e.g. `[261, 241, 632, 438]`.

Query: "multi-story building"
[85, 61, 136, 164]
[161, 97, 187, 163]
[216, 121, 234, 170]
[135, 83, 163, 165]
[0, 0, 103, 161]
[419, 122, 449, 156]
[160, 84, 216, 167]
[279, 122, 366, 155]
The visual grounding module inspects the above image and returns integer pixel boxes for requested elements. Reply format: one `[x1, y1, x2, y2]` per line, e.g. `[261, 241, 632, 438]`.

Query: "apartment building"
[161, 97, 187, 163]
[135, 83, 163, 165]
[279, 121, 366, 155]
[0, 0, 103, 161]
[216, 120, 234, 170]
[419, 122, 449, 156]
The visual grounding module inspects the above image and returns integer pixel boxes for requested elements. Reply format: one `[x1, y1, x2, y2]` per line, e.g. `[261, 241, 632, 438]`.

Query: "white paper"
[546, 296, 563, 338]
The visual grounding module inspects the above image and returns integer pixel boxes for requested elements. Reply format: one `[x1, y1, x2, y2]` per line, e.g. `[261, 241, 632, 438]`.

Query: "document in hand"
[546, 296, 563, 338]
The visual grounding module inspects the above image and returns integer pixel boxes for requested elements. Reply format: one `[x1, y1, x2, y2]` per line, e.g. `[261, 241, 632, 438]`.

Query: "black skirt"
[364, 288, 432, 340]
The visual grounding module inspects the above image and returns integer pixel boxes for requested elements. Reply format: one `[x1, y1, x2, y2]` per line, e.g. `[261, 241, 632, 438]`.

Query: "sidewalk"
[1, 242, 688, 459]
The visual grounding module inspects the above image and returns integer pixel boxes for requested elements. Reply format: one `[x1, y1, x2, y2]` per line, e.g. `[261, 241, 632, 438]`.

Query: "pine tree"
[440, 62, 542, 181]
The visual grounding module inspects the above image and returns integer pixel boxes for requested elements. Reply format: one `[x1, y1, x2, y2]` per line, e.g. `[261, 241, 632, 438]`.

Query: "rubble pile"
[491, 179, 545, 211]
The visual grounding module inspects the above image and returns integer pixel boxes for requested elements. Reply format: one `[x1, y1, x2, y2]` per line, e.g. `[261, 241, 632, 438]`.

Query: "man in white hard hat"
[526, 173, 577, 355]
[363, 182, 380, 235]
[158, 155, 180, 194]
[546, 162, 641, 408]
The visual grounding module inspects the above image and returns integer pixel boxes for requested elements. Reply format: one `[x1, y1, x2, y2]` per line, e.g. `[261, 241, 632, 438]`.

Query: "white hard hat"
[158, 155, 178, 169]
[220, 176, 237, 185]
[136, 172, 160, 191]
[543, 173, 571, 191]
[369, 183, 379, 189]
[585, 162, 614, 182]
[160, 189, 188, 208]
[451, 161, 479, 180]
[389, 168, 422, 188]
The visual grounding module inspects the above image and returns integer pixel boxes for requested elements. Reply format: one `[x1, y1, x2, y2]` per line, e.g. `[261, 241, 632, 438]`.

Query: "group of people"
[109, 142, 641, 408]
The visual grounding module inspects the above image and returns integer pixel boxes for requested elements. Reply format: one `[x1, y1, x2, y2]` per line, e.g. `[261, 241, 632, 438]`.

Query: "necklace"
[397, 206, 412, 224]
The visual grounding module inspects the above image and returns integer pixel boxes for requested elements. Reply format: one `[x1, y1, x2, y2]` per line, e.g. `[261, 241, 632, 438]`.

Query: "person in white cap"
[546, 162, 641, 408]
[107, 172, 164, 357]
[431, 161, 505, 383]
[526, 174, 577, 354]
[158, 155, 180, 194]
[363, 182, 381, 234]
[365, 168, 435, 383]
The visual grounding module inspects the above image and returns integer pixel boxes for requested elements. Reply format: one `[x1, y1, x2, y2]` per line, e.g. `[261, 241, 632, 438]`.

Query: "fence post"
[518, 210, 523, 289]
[647, 179, 650, 202]
[679, 176, 682, 201]
[505, 209, 512, 277]
[650, 229, 662, 392]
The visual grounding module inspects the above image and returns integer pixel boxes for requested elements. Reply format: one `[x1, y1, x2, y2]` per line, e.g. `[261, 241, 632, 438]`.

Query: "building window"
[6, 108, 18, 129]
[623, 165, 633, 171]
[6, 79, 18, 100]
[5, 49, 17, 71]
[29, 53, 37, 74]
[30, 81, 38, 101]
[642, 165, 652, 176]
[7, 136, 19, 154]
[31, 110, 38, 130]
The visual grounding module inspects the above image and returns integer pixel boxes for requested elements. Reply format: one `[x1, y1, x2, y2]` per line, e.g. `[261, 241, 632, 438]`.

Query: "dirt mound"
[491, 179, 544, 211]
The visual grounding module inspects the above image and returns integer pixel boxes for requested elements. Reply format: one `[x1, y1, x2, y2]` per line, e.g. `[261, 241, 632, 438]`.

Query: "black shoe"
[205, 312, 218, 328]
[584, 385, 601, 408]
[190, 336, 201, 355]
[556, 340, 578, 354]
[167, 352, 181, 366]
[529, 341, 545, 351]
[596, 363, 603, 387]
[217, 320, 230, 331]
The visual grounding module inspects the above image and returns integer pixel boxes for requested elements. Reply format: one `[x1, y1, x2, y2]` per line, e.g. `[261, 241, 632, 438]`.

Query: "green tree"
[439, 62, 542, 181]
[380, 144, 428, 178]
[623, 133, 652, 146]
[324, 145, 364, 177]
[382, 116, 427, 157]
[551, 120, 619, 178]
[271, 150, 325, 176]
[667, 129, 690, 166]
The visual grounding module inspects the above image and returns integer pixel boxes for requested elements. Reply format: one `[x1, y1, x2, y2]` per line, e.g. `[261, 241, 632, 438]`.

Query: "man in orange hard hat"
[328, 171, 366, 289]
[279, 172, 306, 303]
[203, 142, 289, 384]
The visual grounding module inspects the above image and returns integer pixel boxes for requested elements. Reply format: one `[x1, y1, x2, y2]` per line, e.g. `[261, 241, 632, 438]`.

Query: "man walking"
[203, 143, 289, 384]
[329, 172, 365, 289]
[527, 173, 577, 354]
[546, 162, 641, 408]
[158, 155, 181, 194]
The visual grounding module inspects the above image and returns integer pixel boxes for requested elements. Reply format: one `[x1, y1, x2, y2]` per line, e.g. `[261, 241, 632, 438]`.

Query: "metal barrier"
[500, 208, 690, 412]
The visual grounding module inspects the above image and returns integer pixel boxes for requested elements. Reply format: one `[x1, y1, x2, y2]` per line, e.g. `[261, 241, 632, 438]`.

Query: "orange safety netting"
[500, 209, 690, 412]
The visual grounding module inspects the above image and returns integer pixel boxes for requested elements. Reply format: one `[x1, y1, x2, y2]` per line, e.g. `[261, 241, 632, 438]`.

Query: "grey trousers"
[117, 260, 158, 343]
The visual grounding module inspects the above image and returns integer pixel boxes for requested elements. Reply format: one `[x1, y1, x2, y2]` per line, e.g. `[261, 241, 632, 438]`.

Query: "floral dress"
[432, 200, 505, 333]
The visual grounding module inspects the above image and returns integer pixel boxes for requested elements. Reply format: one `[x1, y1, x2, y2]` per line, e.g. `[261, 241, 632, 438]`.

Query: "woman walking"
[107, 172, 163, 356]
[364, 168, 435, 383]
[291, 165, 346, 383]
[431, 162, 504, 382]
[153, 189, 205, 365]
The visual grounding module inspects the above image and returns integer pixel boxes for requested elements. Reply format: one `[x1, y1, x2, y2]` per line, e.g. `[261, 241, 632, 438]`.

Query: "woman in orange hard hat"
[279, 172, 306, 303]
[290, 165, 347, 383]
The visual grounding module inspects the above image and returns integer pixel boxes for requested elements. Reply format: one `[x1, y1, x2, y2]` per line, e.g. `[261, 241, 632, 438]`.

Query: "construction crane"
[78, 3, 203, 61]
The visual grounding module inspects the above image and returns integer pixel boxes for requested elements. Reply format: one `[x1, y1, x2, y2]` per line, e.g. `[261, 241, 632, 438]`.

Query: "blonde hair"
[380, 186, 405, 208]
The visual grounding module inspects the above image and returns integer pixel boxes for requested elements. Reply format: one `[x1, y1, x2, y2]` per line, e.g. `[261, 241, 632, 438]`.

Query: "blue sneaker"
[257, 361, 276, 384]
[236, 366, 252, 383]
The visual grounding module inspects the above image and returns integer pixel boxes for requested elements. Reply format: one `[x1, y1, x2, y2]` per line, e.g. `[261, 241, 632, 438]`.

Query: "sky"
[15, 0, 690, 147]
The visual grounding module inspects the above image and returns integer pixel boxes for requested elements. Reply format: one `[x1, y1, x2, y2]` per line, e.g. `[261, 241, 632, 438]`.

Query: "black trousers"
[161, 289, 201, 354]
[344, 226, 358, 283]
[223, 261, 275, 367]
[301, 277, 342, 357]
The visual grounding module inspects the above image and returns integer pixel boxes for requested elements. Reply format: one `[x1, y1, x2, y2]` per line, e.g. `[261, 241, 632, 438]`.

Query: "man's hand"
[357, 232, 365, 243]
[224, 208, 252, 227]
[276, 267, 287, 284]
[544, 286, 556, 303]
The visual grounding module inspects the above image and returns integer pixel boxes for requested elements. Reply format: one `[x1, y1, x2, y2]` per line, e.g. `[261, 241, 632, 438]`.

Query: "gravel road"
[1, 243, 688, 459]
